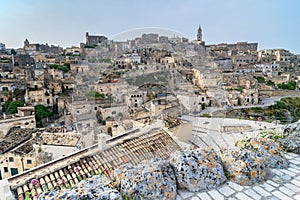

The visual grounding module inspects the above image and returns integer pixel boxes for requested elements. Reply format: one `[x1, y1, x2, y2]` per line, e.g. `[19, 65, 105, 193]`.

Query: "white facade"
[0, 43, 6, 51]
[176, 93, 207, 113]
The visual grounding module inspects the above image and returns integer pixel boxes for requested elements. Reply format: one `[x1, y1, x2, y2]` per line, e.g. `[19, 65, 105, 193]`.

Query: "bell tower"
[24, 38, 29, 47]
[197, 25, 202, 41]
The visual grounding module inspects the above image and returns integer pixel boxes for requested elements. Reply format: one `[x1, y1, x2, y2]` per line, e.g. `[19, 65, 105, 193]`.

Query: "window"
[9, 157, 14, 162]
[27, 159, 32, 164]
[10, 168, 18, 176]
[2, 87, 8, 92]
[4, 167, 8, 173]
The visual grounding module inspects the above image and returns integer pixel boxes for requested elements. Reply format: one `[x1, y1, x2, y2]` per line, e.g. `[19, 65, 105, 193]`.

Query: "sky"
[0, 0, 300, 53]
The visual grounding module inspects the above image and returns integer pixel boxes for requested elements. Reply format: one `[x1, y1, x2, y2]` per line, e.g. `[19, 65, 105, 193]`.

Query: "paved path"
[177, 152, 300, 200]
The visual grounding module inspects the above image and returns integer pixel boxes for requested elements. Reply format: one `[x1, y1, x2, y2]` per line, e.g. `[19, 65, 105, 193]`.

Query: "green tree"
[201, 103, 207, 110]
[49, 63, 70, 73]
[6, 101, 25, 114]
[107, 127, 112, 136]
[34, 105, 53, 127]
[10, 49, 17, 55]
[3, 101, 12, 112]
[255, 76, 265, 83]
[277, 81, 296, 90]
[266, 80, 275, 86]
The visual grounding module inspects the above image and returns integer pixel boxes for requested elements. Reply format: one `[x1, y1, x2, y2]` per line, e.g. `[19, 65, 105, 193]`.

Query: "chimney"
[98, 134, 107, 150]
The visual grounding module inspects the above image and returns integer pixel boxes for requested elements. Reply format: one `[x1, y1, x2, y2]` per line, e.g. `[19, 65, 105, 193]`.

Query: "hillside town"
[0, 26, 300, 200]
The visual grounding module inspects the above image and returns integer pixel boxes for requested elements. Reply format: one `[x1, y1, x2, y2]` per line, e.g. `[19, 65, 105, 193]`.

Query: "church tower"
[197, 25, 202, 41]
[24, 38, 29, 47]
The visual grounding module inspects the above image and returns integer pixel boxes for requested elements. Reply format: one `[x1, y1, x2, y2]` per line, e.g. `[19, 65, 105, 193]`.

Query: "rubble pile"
[164, 116, 182, 129]
[38, 174, 121, 200]
[220, 148, 267, 186]
[114, 159, 177, 200]
[236, 138, 288, 168]
[170, 148, 226, 192]
[44, 127, 63, 133]
[42, 133, 80, 146]
[279, 120, 300, 154]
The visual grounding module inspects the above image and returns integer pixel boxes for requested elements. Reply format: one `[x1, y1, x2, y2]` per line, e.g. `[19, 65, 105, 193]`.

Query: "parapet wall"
[258, 89, 300, 97]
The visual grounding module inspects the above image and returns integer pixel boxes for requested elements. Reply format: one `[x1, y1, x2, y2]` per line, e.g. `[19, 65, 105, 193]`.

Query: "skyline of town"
[1, 0, 300, 53]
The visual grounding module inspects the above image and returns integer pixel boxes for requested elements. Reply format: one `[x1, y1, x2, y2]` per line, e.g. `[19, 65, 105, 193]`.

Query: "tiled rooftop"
[0, 128, 39, 154]
[8, 129, 181, 199]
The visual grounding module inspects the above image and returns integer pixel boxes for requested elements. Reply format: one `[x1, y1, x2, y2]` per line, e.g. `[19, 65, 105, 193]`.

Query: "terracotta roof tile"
[9, 129, 181, 199]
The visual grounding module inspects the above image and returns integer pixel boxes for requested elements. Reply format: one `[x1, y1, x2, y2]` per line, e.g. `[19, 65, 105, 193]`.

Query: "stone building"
[206, 42, 258, 58]
[26, 89, 53, 106]
[23, 39, 62, 55]
[258, 49, 294, 63]
[0, 43, 6, 51]
[14, 54, 35, 67]
[0, 107, 35, 138]
[141, 33, 159, 44]
[85, 32, 107, 46]
[0, 128, 40, 180]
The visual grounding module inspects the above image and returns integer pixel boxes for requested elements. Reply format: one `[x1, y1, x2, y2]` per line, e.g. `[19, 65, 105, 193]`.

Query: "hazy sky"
[1, 0, 299, 53]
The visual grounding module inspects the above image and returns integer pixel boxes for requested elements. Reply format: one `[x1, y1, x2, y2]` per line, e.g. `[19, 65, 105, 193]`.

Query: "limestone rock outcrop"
[220, 148, 267, 186]
[114, 159, 177, 200]
[279, 120, 300, 154]
[236, 138, 288, 168]
[170, 147, 226, 192]
[38, 174, 121, 200]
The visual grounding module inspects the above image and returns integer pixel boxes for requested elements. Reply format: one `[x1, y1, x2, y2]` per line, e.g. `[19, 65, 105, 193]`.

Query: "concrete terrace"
[181, 115, 284, 150]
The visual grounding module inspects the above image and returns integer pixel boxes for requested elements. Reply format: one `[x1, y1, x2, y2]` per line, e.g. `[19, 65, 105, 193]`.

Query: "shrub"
[277, 81, 296, 90]
[255, 76, 265, 83]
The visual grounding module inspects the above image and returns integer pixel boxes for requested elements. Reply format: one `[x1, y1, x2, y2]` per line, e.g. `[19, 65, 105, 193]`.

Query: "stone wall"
[169, 121, 193, 143]
[258, 89, 300, 98]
